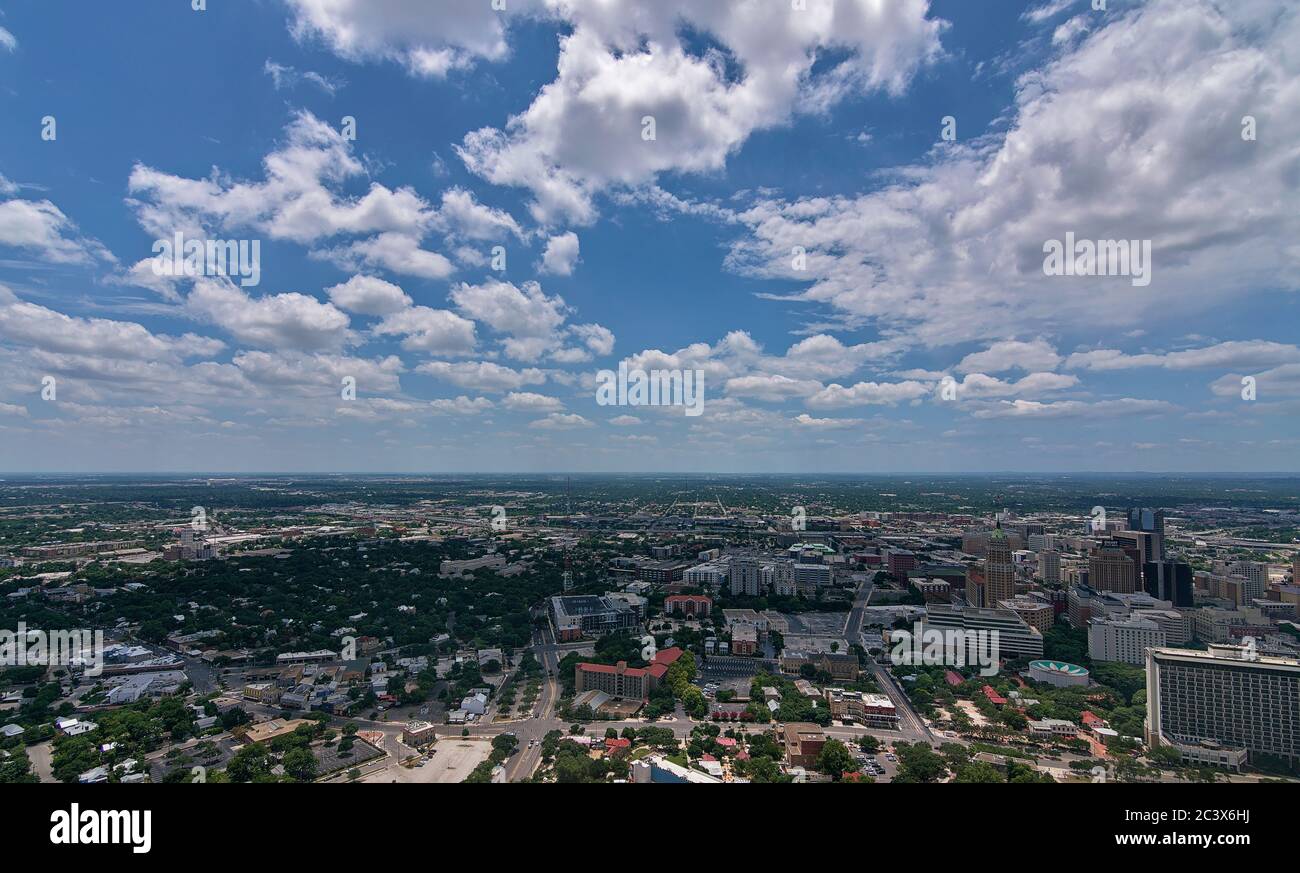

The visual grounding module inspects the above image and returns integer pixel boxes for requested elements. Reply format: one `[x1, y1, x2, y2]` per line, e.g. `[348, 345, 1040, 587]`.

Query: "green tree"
[816, 739, 856, 781]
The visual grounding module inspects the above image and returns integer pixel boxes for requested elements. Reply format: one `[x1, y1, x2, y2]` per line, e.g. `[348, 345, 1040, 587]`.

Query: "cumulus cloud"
[450, 279, 568, 361]
[186, 278, 354, 350]
[326, 274, 413, 316]
[128, 111, 453, 280]
[725, 0, 1300, 348]
[502, 391, 564, 412]
[373, 305, 478, 354]
[283, 0, 521, 78]
[956, 339, 1061, 374]
[529, 412, 592, 429]
[538, 231, 580, 275]
[0, 284, 221, 362]
[416, 360, 546, 392]
[806, 380, 932, 409]
[430, 395, 495, 414]
[0, 198, 114, 265]
[1066, 341, 1300, 372]
[456, 0, 945, 223]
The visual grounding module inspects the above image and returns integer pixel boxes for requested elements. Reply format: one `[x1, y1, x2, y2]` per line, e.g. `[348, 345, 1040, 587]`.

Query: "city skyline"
[1, 0, 1298, 474]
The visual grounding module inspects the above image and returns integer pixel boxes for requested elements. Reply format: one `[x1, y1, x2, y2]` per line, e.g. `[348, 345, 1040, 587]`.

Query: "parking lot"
[360, 738, 493, 784]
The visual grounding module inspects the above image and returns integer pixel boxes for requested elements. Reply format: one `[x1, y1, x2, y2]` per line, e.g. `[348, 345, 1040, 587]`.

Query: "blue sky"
[0, 0, 1297, 473]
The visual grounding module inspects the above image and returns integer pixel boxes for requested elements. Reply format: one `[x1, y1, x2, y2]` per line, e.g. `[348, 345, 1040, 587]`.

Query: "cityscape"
[0, 0, 1296, 848]
[0, 473, 1297, 788]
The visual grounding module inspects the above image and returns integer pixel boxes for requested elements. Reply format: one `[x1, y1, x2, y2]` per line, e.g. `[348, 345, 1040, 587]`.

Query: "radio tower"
[562, 548, 574, 592]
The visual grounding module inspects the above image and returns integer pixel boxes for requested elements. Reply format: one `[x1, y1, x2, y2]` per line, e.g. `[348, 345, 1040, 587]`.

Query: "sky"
[0, 0, 1297, 474]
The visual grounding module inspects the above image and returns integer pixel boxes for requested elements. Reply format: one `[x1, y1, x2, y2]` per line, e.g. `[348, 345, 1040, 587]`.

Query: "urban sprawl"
[1, 475, 1297, 785]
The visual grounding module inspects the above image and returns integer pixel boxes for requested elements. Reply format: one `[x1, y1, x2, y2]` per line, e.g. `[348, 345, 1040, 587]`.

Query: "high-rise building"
[984, 529, 1016, 605]
[1088, 616, 1165, 665]
[1089, 541, 1137, 593]
[1228, 561, 1269, 602]
[1038, 549, 1061, 585]
[1143, 560, 1194, 607]
[1126, 507, 1166, 561]
[1113, 529, 1158, 569]
[1147, 644, 1300, 770]
[964, 566, 986, 608]
[729, 555, 763, 596]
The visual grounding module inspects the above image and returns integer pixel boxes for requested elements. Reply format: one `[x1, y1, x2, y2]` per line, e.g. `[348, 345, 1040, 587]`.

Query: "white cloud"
[1066, 341, 1300, 372]
[726, 0, 1300, 349]
[956, 339, 1061, 374]
[792, 413, 862, 429]
[806, 380, 932, 409]
[128, 111, 454, 280]
[1210, 363, 1300, 398]
[456, 0, 945, 223]
[972, 398, 1178, 419]
[326, 275, 412, 316]
[0, 26, 15, 52]
[0, 198, 113, 265]
[373, 306, 477, 354]
[264, 59, 342, 94]
[529, 412, 592, 429]
[430, 395, 495, 414]
[283, 0, 521, 78]
[503, 391, 564, 412]
[942, 371, 1078, 399]
[416, 360, 546, 392]
[434, 187, 525, 241]
[539, 231, 580, 275]
[725, 373, 823, 402]
[186, 278, 353, 350]
[450, 279, 568, 361]
[0, 284, 220, 362]
[232, 349, 403, 394]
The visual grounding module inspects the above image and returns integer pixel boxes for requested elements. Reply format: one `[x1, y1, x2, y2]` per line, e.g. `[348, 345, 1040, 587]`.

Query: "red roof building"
[982, 685, 1007, 706]
[652, 647, 685, 668]
[575, 660, 664, 701]
[944, 670, 964, 687]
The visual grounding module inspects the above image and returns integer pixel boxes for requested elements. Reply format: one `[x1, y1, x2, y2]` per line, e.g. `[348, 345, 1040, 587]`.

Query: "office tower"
[1229, 561, 1269, 602]
[1126, 507, 1166, 561]
[984, 528, 1016, 605]
[1147, 645, 1300, 770]
[1088, 616, 1165, 665]
[1143, 560, 1194, 607]
[1038, 549, 1061, 585]
[965, 566, 986, 608]
[1089, 541, 1137, 594]
[1113, 529, 1158, 568]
